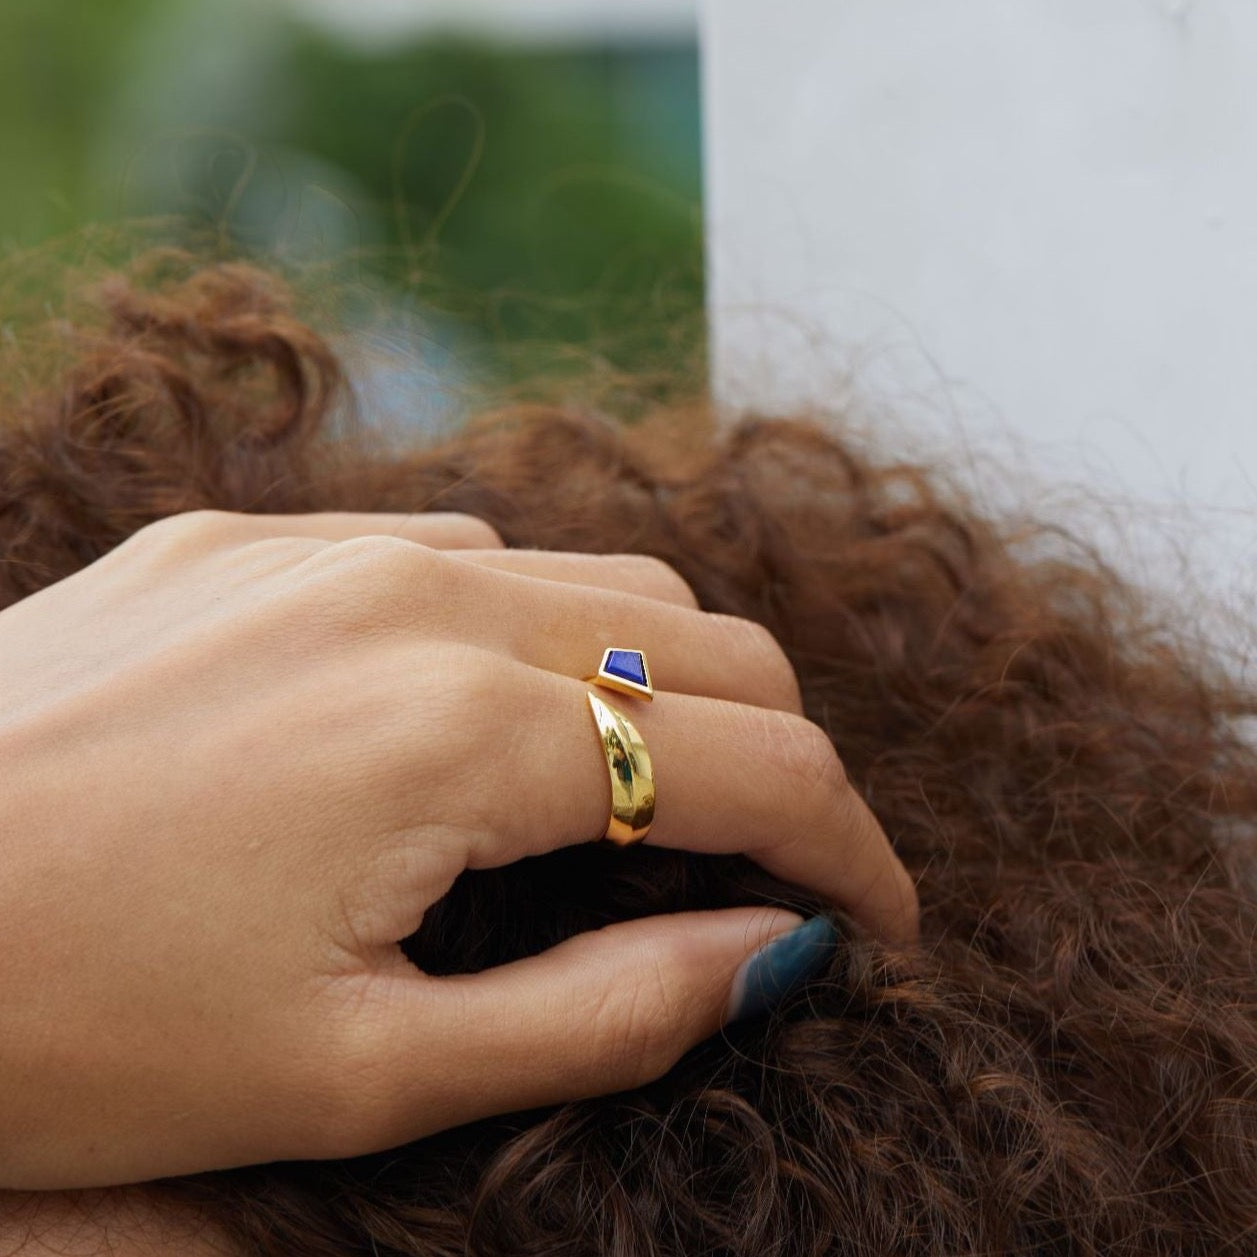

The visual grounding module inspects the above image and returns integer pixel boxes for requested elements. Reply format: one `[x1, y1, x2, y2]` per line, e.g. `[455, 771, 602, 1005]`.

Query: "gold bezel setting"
[588, 647, 653, 701]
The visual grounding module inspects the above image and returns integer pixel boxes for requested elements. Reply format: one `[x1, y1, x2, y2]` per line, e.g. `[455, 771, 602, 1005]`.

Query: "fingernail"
[726, 914, 839, 1023]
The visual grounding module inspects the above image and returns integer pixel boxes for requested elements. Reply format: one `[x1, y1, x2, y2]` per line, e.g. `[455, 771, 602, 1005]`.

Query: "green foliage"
[0, 0, 163, 245]
[280, 34, 704, 392]
[0, 2, 704, 395]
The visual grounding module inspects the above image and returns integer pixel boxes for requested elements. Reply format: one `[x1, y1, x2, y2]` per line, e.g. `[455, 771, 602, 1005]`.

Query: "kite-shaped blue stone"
[604, 649, 649, 689]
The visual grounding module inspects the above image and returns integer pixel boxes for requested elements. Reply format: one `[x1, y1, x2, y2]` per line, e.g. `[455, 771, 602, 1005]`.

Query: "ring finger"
[444, 660, 918, 946]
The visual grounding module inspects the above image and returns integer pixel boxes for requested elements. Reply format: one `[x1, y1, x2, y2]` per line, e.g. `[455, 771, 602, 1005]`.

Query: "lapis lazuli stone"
[605, 649, 649, 689]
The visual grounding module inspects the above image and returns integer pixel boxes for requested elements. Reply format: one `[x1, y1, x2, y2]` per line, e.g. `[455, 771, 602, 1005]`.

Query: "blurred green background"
[0, 0, 703, 418]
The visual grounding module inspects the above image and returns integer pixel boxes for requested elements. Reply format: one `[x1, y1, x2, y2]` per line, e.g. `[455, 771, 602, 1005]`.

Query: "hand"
[0, 510, 917, 1188]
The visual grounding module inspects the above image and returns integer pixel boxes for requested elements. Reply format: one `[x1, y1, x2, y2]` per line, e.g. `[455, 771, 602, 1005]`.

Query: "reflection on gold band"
[585, 690, 656, 844]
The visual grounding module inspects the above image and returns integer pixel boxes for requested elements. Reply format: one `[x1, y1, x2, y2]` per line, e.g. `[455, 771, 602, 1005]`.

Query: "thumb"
[334, 909, 837, 1159]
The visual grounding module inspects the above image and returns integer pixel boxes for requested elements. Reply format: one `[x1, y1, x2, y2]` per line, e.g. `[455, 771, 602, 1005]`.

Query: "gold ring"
[586, 691, 655, 844]
[584, 647, 653, 702]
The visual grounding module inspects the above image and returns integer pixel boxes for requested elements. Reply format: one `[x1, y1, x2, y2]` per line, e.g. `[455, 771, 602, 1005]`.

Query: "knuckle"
[278, 1046, 374, 1161]
[237, 534, 326, 571]
[291, 993, 415, 1158]
[428, 646, 504, 717]
[585, 945, 688, 1087]
[615, 554, 699, 607]
[122, 508, 237, 558]
[440, 513, 504, 548]
[713, 615, 803, 711]
[769, 710, 849, 800]
[304, 534, 455, 629]
[165, 507, 236, 535]
[328, 531, 437, 572]
[400, 646, 512, 779]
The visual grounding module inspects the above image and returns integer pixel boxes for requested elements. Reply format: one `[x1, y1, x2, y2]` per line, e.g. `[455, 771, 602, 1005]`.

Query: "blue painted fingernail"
[727, 915, 839, 1022]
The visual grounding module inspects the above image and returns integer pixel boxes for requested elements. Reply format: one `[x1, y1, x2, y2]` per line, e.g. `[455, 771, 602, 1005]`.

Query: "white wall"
[702, 0, 1257, 631]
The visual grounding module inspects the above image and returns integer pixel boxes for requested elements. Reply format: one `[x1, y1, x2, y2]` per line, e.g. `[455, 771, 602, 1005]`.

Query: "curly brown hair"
[3, 261, 1257, 1256]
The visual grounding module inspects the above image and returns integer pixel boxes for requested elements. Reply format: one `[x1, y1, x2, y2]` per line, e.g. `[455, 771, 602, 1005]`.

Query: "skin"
[0, 1187, 238, 1256]
[0, 510, 918, 1193]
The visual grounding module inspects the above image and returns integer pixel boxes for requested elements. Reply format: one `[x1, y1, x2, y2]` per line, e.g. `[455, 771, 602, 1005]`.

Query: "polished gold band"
[586, 690, 656, 844]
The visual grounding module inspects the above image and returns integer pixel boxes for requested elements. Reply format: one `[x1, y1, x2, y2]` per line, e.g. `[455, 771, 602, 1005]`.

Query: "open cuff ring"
[585, 648, 655, 844]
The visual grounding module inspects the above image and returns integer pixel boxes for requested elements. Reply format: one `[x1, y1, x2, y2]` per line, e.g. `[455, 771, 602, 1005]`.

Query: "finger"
[414, 556, 800, 714]
[257, 536, 792, 713]
[199, 514, 691, 602]
[327, 907, 820, 1156]
[448, 663, 917, 946]
[446, 550, 699, 609]
[213, 510, 505, 549]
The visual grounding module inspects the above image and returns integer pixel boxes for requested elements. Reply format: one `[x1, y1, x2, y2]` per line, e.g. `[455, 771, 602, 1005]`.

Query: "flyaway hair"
[3, 261, 1257, 1255]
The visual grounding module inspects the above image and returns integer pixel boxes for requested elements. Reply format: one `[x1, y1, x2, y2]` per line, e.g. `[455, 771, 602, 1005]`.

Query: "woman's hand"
[0, 510, 917, 1189]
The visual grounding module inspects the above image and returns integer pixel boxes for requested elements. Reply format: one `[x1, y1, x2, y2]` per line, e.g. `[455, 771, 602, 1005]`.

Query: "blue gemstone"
[605, 649, 648, 689]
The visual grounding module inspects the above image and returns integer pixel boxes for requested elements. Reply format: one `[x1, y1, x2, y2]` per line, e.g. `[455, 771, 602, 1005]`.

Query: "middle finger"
[423, 556, 803, 716]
